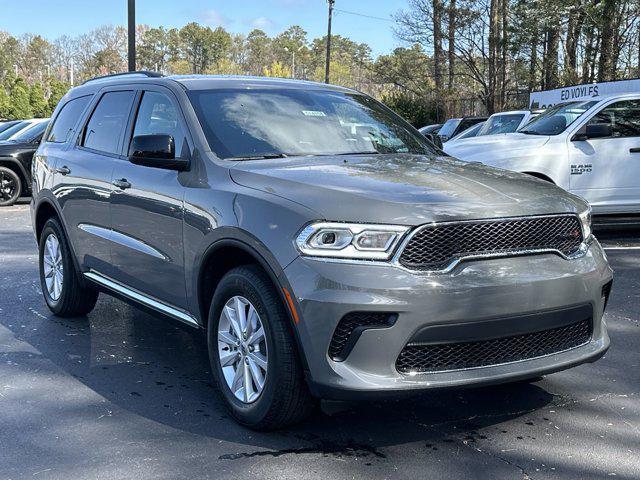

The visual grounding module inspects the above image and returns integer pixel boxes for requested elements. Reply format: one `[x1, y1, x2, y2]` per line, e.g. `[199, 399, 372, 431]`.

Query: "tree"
[8, 78, 32, 119]
[48, 79, 69, 113]
[0, 86, 10, 119]
[29, 83, 49, 117]
[263, 61, 291, 78]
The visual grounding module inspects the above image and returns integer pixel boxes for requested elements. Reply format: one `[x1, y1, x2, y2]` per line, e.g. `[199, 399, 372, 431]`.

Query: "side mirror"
[572, 123, 612, 141]
[423, 133, 444, 149]
[129, 134, 189, 171]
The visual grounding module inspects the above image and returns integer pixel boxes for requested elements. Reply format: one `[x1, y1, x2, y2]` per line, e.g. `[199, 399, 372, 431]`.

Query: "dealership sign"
[529, 78, 640, 109]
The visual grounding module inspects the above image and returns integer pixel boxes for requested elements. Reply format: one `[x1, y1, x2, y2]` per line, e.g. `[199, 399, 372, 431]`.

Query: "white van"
[449, 96, 640, 215]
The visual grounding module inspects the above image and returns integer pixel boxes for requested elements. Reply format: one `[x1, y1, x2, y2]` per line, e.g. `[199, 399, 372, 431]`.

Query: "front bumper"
[283, 240, 613, 400]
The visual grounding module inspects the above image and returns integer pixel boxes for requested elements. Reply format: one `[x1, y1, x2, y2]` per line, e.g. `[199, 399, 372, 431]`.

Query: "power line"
[334, 8, 394, 23]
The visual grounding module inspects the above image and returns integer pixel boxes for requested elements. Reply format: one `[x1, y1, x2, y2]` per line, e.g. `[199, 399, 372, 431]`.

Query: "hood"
[0, 140, 33, 155]
[229, 154, 585, 225]
[445, 132, 550, 159]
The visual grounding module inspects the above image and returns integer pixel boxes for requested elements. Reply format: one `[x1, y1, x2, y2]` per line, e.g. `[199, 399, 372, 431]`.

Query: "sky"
[0, 0, 408, 57]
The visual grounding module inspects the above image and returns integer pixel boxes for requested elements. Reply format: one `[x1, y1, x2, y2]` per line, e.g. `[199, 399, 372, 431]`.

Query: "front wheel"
[0, 167, 21, 207]
[207, 265, 315, 430]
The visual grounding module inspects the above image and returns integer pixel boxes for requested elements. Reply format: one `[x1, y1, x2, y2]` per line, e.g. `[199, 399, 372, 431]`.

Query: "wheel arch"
[0, 157, 28, 194]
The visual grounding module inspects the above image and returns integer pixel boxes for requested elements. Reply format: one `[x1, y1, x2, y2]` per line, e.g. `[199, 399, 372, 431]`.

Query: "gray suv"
[31, 72, 613, 430]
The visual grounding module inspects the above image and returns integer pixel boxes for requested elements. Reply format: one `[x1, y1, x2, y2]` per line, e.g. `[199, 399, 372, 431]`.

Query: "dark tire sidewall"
[208, 269, 283, 426]
[0, 167, 21, 207]
[39, 219, 73, 314]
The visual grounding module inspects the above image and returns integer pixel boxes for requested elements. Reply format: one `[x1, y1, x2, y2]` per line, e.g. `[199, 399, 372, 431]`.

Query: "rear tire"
[38, 218, 99, 317]
[0, 167, 21, 207]
[207, 265, 315, 430]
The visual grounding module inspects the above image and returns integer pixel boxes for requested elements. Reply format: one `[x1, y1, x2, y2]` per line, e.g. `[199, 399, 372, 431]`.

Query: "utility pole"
[324, 0, 335, 84]
[127, 0, 136, 71]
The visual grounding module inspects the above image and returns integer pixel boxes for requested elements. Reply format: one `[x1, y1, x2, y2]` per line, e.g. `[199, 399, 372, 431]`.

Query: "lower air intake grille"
[329, 312, 396, 361]
[396, 319, 592, 374]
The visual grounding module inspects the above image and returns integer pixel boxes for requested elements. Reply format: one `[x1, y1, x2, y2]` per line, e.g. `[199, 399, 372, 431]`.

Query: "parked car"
[448, 97, 640, 214]
[437, 116, 487, 142]
[32, 73, 612, 430]
[0, 119, 49, 206]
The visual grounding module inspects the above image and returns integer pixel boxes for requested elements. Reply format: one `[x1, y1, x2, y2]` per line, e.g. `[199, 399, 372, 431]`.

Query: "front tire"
[39, 218, 99, 317]
[0, 167, 21, 207]
[208, 265, 315, 430]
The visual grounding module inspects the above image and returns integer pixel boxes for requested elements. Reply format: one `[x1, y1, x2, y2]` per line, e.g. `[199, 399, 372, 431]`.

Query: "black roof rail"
[82, 71, 164, 85]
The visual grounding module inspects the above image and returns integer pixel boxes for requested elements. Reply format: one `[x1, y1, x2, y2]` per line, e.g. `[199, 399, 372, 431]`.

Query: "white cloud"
[201, 9, 231, 27]
[249, 17, 275, 30]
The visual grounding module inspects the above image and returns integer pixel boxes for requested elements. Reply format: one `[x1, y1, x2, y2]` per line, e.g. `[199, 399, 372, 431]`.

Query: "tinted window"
[82, 91, 134, 154]
[130, 91, 185, 156]
[11, 121, 49, 142]
[0, 121, 20, 134]
[588, 100, 640, 138]
[520, 101, 597, 135]
[188, 88, 436, 159]
[0, 121, 30, 141]
[47, 95, 92, 143]
[438, 119, 460, 138]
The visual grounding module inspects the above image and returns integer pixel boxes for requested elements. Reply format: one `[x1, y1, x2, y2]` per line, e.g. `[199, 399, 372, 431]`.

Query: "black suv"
[0, 120, 49, 206]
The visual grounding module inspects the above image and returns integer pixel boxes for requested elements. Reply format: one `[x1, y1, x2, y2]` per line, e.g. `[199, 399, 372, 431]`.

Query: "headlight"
[579, 207, 592, 240]
[296, 222, 409, 260]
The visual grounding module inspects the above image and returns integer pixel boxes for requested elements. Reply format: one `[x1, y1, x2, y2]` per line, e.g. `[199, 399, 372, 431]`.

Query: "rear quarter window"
[47, 95, 93, 143]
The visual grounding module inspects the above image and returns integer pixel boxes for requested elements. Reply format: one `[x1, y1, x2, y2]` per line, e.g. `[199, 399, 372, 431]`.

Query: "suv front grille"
[395, 318, 592, 374]
[398, 215, 584, 271]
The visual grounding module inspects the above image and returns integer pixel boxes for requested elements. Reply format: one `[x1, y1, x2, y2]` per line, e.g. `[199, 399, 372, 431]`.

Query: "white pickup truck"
[449, 95, 640, 215]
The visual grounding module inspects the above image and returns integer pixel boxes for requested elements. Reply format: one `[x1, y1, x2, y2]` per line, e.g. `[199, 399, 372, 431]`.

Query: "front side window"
[478, 114, 525, 136]
[587, 100, 640, 138]
[47, 95, 92, 143]
[10, 121, 49, 143]
[130, 91, 186, 156]
[188, 88, 437, 160]
[82, 91, 134, 154]
[519, 101, 597, 136]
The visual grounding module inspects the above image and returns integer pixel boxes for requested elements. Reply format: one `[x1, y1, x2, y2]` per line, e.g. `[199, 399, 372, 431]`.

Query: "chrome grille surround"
[393, 214, 588, 274]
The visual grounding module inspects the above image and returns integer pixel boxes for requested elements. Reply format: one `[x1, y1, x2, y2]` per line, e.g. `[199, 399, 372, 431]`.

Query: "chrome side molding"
[84, 271, 200, 328]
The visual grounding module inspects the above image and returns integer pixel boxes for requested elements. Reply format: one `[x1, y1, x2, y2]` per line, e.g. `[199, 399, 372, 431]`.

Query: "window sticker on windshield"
[302, 110, 326, 117]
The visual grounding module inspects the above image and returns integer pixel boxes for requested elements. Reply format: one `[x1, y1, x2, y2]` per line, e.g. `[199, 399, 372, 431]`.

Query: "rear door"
[569, 98, 640, 213]
[108, 86, 190, 309]
[55, 90, 135, 274]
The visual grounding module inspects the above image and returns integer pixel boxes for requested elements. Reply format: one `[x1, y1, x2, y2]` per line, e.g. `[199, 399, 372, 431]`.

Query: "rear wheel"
[0, 167, 21, 207]
[39, 218, 99, 316]
[207, 265, 315, 430]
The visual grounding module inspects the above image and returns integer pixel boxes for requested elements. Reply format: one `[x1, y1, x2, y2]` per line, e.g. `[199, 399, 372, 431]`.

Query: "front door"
[109, 88, 190, 309]
[569, 99, 640, 213]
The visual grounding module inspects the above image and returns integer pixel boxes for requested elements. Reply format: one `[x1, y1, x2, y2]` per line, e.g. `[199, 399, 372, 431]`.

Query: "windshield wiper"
[227, 153, 289, 161]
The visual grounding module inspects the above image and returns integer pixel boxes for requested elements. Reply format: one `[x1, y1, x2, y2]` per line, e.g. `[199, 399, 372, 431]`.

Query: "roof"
[72, 72, 357, 94]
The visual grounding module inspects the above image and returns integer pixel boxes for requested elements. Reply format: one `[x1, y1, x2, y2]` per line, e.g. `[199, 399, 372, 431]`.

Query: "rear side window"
[47, 95, 92, 143]
[82, 91, 135, 154]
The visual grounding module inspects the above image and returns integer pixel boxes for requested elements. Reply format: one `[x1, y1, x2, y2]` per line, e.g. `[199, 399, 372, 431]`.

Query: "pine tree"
[29, 83, 49, 117]
[8, 79, 32, 120]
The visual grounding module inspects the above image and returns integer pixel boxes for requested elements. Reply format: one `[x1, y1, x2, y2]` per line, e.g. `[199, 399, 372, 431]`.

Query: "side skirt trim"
[84, 271, 200, 328]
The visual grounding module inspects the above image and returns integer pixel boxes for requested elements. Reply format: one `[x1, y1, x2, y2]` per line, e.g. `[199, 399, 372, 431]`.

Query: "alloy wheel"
[217, 295, 268, 404]
[43, 233, 64, 301]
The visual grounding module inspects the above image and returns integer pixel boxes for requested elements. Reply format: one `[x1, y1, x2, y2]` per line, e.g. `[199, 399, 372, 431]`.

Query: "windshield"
[437, 118, 460, 139]
[10, 121, 48, 142]
[519, 102, 597, 135]
[188, 88, 437, 159]
[0, 121, 30, 141]
[477, 114, 525, 136]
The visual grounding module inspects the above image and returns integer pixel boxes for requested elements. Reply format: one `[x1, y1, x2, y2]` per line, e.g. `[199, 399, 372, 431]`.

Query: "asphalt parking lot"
[0, 203, 638, 480]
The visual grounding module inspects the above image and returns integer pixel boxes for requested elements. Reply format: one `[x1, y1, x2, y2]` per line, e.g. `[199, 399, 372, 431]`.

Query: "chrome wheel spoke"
[218, 295, 268, 404]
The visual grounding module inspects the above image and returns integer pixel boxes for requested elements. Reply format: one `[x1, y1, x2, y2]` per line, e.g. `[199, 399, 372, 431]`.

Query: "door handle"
[112, 178, 131, 190]
[55, 166, 71, 175]
[630, 148, 640, 153]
